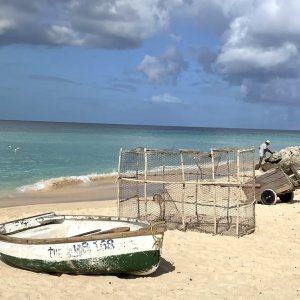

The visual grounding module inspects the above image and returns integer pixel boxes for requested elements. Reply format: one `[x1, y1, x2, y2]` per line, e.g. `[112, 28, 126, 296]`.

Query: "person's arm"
[266, 148, 274, 154]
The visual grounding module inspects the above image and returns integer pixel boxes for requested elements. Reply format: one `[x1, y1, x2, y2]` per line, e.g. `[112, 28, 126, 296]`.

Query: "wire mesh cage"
[118, 147, 256, 237]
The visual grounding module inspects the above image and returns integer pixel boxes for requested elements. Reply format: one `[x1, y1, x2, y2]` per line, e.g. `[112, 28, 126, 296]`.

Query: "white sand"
[0, 186, 300, 299]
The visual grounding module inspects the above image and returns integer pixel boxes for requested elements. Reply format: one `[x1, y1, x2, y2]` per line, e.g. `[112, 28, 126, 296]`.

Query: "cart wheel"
[279, 192, 294, 203]
[261, 189, 277, 205]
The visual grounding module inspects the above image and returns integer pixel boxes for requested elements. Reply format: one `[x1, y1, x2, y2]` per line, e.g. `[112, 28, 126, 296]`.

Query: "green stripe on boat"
[0, 250, 161, 275]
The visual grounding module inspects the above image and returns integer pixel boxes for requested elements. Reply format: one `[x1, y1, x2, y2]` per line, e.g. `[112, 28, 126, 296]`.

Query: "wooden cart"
[255, 165, 300, 205]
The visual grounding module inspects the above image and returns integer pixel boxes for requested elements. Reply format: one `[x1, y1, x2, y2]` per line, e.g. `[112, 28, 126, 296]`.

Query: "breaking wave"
[18, 172, 118, 192]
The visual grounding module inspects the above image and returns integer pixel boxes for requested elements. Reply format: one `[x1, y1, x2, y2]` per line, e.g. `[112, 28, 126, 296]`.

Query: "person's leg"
[257, 156, 263, 169]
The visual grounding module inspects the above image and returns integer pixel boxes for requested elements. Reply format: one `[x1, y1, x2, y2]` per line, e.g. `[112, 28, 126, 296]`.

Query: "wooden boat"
[0, 213, 166, 275]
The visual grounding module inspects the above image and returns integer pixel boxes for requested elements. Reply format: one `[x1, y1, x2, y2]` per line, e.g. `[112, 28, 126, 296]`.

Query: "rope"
[150, 221, 165, 250]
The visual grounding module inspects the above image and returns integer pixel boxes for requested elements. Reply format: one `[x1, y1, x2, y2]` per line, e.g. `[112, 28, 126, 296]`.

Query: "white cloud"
[151, 93, 182, 104]
[0, 19, 15, 34]
[195, 0, 300, 105]
[217, 43, 298, 73]
[137, 55, 166, 83]
[137, 46, 188, 84]
[0, 0, 173, 48]
[48, 25, 85, 46]
[216, 0, 300, 73]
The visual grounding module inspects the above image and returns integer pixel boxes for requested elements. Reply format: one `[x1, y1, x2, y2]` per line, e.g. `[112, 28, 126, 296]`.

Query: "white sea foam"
[18, 172, 118, 192]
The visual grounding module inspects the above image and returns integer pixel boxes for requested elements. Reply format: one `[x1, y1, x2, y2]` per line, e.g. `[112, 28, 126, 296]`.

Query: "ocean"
[1, 120, 300, 198]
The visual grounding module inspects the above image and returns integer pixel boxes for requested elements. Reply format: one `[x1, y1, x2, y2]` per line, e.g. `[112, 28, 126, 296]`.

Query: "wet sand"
[0, 177, 117, 208]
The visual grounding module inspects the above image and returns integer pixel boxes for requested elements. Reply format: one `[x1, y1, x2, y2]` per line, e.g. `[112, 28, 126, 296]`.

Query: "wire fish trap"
[117, 147, 256, 237]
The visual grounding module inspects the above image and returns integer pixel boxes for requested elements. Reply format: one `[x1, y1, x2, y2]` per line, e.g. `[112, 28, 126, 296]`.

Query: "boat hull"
[0, 214, 165, 275]
[0, 250, 160, 275]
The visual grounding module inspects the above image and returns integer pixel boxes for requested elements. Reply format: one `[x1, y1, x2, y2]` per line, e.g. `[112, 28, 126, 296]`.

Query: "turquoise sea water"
[0, 120, 300, 196]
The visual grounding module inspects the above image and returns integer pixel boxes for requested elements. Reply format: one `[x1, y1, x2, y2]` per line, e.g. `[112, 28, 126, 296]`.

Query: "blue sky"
[1, 0, 300, 130]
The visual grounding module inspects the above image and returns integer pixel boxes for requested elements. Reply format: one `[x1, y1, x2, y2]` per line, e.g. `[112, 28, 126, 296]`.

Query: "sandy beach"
[1, 178, 300, 300]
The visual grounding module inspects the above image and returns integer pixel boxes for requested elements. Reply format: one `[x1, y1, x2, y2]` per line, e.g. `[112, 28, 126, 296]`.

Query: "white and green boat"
[0, 213, 166, 275]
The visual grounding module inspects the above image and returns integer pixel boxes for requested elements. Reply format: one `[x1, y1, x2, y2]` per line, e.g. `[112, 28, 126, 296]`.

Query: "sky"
[1, 0, 300, 130]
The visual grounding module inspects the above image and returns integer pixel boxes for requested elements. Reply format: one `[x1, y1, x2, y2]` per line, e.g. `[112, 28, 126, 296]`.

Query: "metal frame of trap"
[117, 147, 256, 237]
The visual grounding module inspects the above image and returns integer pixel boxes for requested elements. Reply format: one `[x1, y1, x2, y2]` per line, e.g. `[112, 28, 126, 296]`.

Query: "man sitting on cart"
[257, 139, 274, 169]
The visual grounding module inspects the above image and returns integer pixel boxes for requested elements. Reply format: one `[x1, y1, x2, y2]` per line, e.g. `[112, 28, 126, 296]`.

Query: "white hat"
[265, 139, 270, 144]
